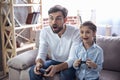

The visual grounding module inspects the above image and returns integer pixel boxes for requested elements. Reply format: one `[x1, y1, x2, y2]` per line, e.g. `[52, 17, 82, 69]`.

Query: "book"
[26, 12, 40, 24]
[33, 12, 40, 24]
[26, 12, 34, 24]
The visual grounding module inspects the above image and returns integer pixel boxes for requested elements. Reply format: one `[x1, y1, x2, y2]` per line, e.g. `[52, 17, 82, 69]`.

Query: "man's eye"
[49, 17, 54, 20]
[56, 17, 63, 20]
[49, 17, 63, 21]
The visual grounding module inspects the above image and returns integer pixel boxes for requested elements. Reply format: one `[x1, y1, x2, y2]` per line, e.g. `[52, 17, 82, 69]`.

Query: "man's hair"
[48, 5, 68, 18]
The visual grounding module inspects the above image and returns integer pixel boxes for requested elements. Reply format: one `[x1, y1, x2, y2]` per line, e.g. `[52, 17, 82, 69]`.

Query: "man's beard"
[51, 24, 63, 33]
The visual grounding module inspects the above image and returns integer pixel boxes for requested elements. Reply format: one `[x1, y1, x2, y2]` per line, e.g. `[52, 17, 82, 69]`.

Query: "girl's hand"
[86, 59, 97, 69]
[73, 59, 81, 67]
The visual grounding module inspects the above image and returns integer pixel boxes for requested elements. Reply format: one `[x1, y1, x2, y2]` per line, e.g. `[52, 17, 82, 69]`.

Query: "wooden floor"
[0, 74, 8, 80]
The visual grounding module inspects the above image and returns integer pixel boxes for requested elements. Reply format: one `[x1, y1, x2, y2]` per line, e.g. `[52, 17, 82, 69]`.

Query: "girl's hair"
[80, 21, 97, 43]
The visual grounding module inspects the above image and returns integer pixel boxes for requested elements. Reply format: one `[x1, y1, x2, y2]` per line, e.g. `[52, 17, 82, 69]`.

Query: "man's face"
[48, 11, 66, 33]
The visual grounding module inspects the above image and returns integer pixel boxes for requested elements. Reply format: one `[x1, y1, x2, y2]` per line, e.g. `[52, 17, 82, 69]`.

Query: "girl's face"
[80, 26, 96, 44]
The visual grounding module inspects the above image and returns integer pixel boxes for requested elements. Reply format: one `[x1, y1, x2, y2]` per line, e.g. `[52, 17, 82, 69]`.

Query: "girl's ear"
[93, 31, 96, 36]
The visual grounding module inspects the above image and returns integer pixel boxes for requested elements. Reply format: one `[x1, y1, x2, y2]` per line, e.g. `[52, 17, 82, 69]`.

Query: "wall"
[43, 16, 80, 27]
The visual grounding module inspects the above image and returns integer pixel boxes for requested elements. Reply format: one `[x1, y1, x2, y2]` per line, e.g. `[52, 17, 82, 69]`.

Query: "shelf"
[16, 43, 36, 52]
[0, 0, 42, 74]
[15, 24, 41, 30]
[13, 4, 40, 7]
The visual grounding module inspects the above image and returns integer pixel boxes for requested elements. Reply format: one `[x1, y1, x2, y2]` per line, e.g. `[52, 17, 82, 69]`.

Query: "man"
[29, 5, 81, 80]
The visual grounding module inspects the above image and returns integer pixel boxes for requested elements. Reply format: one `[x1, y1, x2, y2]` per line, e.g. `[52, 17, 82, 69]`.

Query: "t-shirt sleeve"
[65, 29, 81, 68]
[36, 28, 48, 62]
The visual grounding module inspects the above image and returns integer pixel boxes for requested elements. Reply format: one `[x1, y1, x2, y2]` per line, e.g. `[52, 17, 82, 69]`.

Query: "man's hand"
[34, 62, 43, 75]
[44, 65, 57, 77]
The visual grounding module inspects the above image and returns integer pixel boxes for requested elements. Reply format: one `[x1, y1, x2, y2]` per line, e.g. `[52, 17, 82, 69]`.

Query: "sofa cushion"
[96, 36, 120, 72]
[100, 70, 120, 80]
[7, 49, 38, 70]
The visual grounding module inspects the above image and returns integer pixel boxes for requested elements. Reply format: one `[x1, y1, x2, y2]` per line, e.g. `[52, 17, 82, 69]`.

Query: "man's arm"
[36, 28, 48, 62]
[55, 62, 68, 72]
[34, 28, 48, 74]
[66, 28, 81, 68]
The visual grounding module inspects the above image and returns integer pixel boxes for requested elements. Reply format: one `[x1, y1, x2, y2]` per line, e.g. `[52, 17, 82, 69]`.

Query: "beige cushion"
[7, 49, 38, 70]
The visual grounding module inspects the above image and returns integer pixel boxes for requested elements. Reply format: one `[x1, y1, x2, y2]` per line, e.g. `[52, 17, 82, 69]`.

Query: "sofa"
[7, 30, 120, 80]
[96, 36, 120, 80]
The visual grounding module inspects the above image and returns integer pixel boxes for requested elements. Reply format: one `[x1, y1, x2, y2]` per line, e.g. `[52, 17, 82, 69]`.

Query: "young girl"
[73, 21, 104, 80]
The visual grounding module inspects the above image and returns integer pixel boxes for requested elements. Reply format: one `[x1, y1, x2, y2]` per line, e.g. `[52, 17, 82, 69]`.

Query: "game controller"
[79, 61, 86, 67]
[39, 68, 49, 75]
[81, 61, 86, 64]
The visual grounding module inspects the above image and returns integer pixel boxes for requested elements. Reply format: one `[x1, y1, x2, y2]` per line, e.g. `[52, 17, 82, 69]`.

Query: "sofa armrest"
[7, 49, 38, 70]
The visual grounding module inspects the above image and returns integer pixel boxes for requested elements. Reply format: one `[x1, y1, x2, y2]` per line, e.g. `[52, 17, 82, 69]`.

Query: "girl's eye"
[80, 31, 84, 34]
[86, 31, 90, 34]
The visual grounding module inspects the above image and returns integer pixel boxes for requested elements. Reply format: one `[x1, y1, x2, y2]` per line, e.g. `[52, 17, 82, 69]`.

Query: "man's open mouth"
[83, 38, 89, 40]
[52, 25, 58, 30]
[53, 26, 57, 29]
